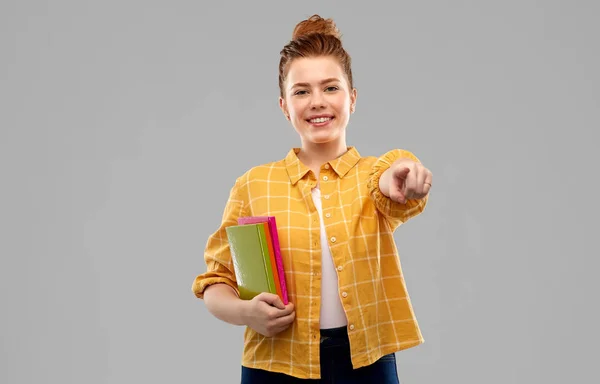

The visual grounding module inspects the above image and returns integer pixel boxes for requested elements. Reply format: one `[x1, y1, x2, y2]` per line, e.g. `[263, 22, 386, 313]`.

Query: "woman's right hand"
[242, 293, 295, 337]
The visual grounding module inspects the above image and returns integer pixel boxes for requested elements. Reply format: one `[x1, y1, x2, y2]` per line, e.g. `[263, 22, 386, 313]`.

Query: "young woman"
[192, 14, 432, 383]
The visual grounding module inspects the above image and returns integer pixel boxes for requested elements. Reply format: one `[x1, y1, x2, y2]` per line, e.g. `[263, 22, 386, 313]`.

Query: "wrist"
[379, 168, 391, 197]
[236, 299, 250, 326]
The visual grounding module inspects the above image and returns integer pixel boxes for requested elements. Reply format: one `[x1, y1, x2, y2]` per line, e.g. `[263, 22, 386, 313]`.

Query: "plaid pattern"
[192, 146, 428, 380]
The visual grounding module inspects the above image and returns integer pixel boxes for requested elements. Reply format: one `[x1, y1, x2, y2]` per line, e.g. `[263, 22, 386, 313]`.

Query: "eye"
[294, 90, 308, 96]
[325, 86, 339, 92]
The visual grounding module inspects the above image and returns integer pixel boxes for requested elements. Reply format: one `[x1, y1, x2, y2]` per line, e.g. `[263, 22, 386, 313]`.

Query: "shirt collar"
[284, 146, 361, 185]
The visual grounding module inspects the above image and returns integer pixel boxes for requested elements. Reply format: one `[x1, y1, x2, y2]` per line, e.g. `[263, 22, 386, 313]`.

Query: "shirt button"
[325, 213, 331, 218]
[349, 324, 355, 331]
[342, 292, 348, 298]
[324, 195, 330, 200]
[337, 266, 343, 271]
[324, 164, 330, 169]
[330, 236, 336, 243]
[323, 175, 328, 181]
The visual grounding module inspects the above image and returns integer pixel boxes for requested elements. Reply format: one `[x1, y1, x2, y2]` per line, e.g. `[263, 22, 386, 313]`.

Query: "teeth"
[310, 117, 332, 123]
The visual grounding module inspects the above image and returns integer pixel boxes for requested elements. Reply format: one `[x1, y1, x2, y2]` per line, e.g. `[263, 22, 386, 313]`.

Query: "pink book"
[237, 216, 289, 305]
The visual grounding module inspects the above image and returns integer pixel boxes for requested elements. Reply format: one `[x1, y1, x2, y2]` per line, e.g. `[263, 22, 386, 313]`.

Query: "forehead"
[286, 56, 345, 86]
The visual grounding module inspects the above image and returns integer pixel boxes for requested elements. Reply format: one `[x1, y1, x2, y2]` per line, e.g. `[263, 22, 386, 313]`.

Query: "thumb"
[258, 293, 285, 309]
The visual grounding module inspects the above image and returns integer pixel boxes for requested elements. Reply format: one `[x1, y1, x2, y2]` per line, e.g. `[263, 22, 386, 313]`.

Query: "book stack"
[225, 216, 289, 305]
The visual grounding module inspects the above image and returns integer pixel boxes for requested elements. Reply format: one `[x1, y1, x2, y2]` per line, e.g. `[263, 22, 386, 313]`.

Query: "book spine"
[256, 225, 277, 296]
[268, 218, 289, 305]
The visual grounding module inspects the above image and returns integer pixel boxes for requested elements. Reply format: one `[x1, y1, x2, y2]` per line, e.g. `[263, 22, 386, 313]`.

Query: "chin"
[309, 133, 340, 144]
[306, 124, 341, 141]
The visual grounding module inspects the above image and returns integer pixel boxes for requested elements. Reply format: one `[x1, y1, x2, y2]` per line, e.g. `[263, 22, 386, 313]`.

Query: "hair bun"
[292, 14, 341, 41]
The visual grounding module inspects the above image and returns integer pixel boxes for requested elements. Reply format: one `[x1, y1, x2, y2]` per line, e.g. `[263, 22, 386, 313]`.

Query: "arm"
[191, 176, 248, 319]
[203, 283, 248, 326]
[191, 175, 296, 336]
[367, 149, 429, 230]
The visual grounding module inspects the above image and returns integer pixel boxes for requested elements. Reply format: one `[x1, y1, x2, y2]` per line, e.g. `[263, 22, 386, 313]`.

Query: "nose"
[309, 91, 326, 109]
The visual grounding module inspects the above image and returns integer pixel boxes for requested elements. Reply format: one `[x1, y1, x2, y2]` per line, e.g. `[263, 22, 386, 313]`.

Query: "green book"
[225, 223, 278, 300]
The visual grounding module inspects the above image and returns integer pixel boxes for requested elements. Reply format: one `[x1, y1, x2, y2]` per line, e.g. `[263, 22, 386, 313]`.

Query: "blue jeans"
[241, 326, 400, 383]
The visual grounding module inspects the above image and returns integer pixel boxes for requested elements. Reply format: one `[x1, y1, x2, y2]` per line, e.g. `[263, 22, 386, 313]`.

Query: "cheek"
[290, 102, 306, 118]
[335, 99, 351, 115]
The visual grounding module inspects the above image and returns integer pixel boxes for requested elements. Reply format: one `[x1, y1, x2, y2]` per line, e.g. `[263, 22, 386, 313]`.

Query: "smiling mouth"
[307, 116, 334, 124]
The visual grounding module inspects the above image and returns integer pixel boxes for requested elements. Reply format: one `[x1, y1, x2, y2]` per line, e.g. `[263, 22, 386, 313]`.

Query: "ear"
[350, 88, 358, 113]
[279, 96, 290, 120]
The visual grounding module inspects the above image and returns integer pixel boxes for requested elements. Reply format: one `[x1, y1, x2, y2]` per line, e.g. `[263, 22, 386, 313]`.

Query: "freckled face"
[280, 56, 356, 145]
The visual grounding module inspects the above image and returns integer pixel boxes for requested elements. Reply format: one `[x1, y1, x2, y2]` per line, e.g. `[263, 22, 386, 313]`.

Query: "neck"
[297, 137, 348, 174]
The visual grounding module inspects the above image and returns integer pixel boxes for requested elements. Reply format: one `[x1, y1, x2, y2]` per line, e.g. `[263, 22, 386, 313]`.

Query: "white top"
[311, 186, 348, 329]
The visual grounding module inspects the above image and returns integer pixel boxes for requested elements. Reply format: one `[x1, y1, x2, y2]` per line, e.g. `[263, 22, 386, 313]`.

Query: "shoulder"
[356, 154, 378, 167]
[232, 156, 289, 190]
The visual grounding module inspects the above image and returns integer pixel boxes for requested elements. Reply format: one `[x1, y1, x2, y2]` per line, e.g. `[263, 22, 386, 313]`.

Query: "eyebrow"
[290, 78, 341, 89]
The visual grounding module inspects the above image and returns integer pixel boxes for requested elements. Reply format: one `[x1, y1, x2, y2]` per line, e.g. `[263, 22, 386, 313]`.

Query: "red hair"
[279, 15, 354, 98]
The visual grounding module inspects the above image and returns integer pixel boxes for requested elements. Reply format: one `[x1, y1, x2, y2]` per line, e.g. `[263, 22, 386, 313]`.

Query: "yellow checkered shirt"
[192, 146, 428, 379]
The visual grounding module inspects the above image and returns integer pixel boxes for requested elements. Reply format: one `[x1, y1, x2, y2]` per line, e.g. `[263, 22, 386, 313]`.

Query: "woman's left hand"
[387, 159, 432, 204]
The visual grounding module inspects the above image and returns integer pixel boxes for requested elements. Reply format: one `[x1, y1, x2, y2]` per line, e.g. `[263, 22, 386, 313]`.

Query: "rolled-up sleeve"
[367, 149, 428, 230]
[191, 176, 247, 299]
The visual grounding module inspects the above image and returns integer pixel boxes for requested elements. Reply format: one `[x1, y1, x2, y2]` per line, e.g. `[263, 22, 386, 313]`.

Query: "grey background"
[1, 0, 598, 383]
